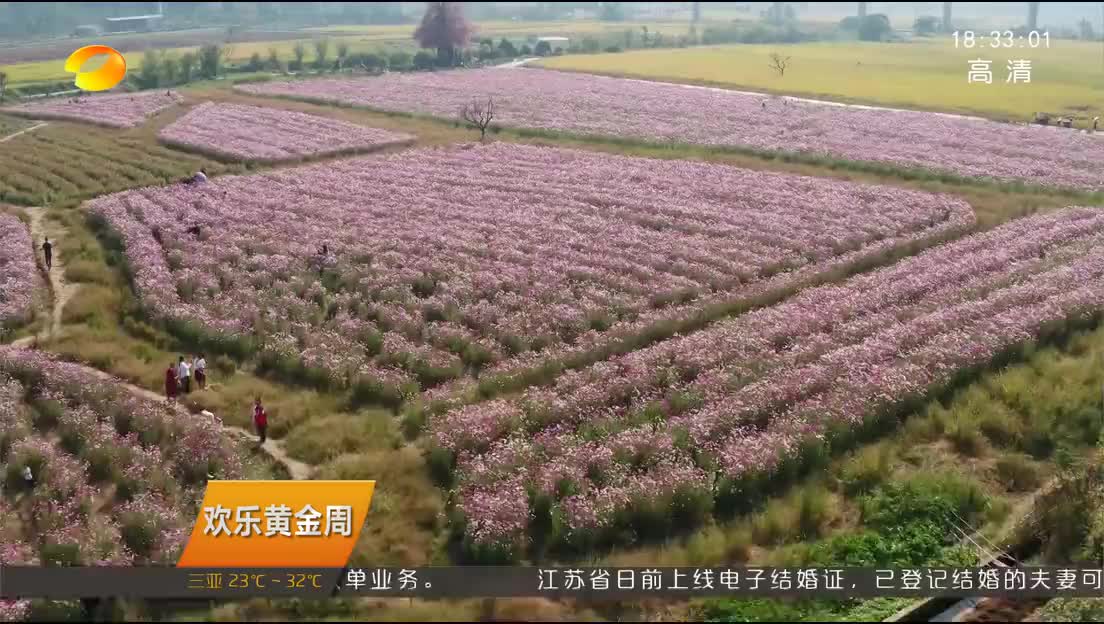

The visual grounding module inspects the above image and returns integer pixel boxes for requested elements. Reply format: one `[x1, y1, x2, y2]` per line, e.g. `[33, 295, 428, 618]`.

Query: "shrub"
[995, 455, 1041, 492]
[1022, 426, 1057, 458]
[388, 50, 413, 70]
[752, 486, 832, 545]
[41, 543, 81, 566]
[948, 422, 986, 456]
[862, 473, 987, 530]
[119, 513, 158, 558]
[604, 45, 622, 53]
[86, 446, 116, 482]
[837, 444, 892, 495]
[360, 53, 388, 72]
[199, 44, 221, 79]
[64, 259, 112, 284]
[978, 405, 1022, 447]
[30, 397, 64, 430]
[534, 41, 552, 56]
[497, 38, 517, 57]
[859, 14, 892, 41]
[413, 51, 436, 70]
[211, 354, 237, 377]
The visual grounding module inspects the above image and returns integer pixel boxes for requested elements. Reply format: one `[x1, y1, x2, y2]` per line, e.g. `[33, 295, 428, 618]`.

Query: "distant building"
[103, 13, 163, 33]
[536, 36, 570, 46]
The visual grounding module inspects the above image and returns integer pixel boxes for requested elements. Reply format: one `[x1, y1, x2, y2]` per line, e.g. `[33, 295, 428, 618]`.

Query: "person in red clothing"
[253, 397, 268, 445]
[164, 363, 178, 402]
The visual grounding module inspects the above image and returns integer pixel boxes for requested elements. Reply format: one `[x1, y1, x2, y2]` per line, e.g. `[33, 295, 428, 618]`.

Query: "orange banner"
[177, 481, 375, 567]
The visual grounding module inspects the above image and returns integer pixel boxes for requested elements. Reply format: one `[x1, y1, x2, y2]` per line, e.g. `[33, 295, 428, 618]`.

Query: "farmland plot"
[241, 69, 1104, 190]
[0, 347, 242, 620]
[2, 91, 182, 129]
[87, 143, 971, 401]
[0, 214, 37, 330]
[158, 102, 415, 163]
[0, 123, 223, 206]
[434, 208, 1104, 557]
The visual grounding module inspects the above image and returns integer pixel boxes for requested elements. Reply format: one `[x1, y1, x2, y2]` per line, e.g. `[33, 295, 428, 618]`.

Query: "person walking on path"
[194, 353, 207, 390]
[177, 356, 191, 395]
[41, 237, 52, 271]
[165, 362, 178, 402]
[253, 397, 268, 445]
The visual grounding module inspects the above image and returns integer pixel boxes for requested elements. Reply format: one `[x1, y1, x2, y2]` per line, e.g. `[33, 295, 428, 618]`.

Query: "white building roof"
[105, 14, 164, 22]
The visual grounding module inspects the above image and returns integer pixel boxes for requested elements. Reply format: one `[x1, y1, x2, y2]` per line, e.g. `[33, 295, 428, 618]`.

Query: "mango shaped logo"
[65, 45, 127, 91]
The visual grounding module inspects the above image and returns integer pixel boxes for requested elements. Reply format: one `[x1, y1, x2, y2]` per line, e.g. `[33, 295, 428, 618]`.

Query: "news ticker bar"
[4, 567, 1104, 600]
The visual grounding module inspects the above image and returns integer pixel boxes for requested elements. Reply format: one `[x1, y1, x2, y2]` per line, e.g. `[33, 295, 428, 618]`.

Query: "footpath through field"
[7, 206, 314, 481]
[0, 121, 47, 143]
[11, 206, 77, 346]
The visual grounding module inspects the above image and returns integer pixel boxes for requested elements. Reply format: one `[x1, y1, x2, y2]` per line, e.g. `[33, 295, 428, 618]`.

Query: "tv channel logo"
[65, 45, 127, 91]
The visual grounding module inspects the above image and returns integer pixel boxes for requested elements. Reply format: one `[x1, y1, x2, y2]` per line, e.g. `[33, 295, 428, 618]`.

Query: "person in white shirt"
[194, 353, 207, 390]
[177, 356, 192, 394]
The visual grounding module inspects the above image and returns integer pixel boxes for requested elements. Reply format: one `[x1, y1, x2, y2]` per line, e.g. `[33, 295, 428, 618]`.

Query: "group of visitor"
[165, 354, 206, 401]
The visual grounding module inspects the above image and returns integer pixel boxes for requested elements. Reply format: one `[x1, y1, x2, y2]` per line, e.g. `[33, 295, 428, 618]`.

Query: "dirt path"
[495, 57, 539, 68]
[11, 206, 78, 348]
[78, 363, 315, 481]
[6, 206, 313, 480]
[0, 121, 47, 143]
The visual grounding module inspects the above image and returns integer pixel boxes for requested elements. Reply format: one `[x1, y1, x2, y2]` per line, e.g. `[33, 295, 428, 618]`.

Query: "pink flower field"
[0, 347, 242, 575]
[2, 90, 182, 128]
[241, 68, 1104, 190]
[87, 143, 971, 399]
[436, 208, 1104, 554]
[158, 102, 414, 162]
[0, 214, 36, 329]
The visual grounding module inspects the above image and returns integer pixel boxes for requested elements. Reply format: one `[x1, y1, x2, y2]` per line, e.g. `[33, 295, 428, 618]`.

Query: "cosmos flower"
[3, 91, 182, 128]
[87, 142, 970, 396]
[241, 68, 1104, 190]
[440, 208, 1104, 546]
[159, 102, 413, 162]
[0, 214, 36, 328]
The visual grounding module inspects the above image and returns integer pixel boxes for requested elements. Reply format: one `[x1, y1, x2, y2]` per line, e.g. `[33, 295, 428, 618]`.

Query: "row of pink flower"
[87, 142, 971, 391]
[440, 208, 1104, 548]
[1, 378, 138, 565]
[241, 68, 1104, 190]
[0, 359, 234, 571]
[0, 346, 243, 484]
[0, 214, 36, 328]
[3, 90, 183, 128]
[158, 101, 414, 162]
[0, 378, 36, 622]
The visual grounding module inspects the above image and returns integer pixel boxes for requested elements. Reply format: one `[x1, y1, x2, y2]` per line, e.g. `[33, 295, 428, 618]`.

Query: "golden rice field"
[538, 38, 1104, 122]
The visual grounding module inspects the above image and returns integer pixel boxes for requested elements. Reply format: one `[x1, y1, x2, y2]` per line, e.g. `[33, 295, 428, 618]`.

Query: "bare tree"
[769, 53, 792, 77]
[460, 96, 495, 141]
